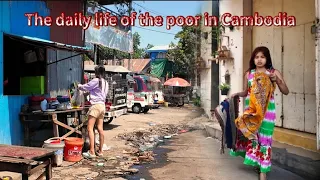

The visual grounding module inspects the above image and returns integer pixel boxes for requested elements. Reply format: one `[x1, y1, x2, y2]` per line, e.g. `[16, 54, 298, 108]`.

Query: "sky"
[105, 1, 202, 48]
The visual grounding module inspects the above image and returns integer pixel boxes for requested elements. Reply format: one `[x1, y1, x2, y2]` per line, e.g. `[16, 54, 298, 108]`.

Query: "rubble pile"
[116, 124, 190, 150]
[53, 124, 192, 179]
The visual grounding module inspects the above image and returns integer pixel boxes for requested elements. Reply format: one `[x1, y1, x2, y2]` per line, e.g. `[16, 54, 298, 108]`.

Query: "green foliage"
[98, 32, 152, 60]
[193, 94, 201, 107]
[218, 83, 231, 90]
[143, 44, 154, 58]
[167, 14, 202, 79]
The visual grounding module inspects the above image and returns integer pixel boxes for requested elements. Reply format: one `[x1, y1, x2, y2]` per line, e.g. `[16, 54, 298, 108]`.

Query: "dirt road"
[148, 131, 305, 180]
[50, 105, 304, 180]
[51, 105, 208, 180]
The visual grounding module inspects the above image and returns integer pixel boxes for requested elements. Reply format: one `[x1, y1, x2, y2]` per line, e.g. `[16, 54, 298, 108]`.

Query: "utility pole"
[210, 0, 220, 109]
[128, 53, 132, 70]
[94, 44, 97, 65]
[112, 49, 116, 65]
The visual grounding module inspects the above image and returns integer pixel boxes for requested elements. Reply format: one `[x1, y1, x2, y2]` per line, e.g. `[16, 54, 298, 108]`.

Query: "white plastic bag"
[71, 82, 84, 107]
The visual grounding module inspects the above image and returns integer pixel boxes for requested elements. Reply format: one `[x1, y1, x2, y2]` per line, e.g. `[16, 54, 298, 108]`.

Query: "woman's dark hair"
[247, 46, 274, 72]
[94, 65, 106, 89]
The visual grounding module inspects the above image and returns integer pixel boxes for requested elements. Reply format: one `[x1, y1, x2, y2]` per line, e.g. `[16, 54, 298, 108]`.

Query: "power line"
[134, 26, 176, 35]
[130, 3, 176, 36]
[133, 2, 167, 17]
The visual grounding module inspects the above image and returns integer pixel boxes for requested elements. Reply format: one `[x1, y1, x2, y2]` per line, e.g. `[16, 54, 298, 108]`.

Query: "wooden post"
[94, 44, 97, 65]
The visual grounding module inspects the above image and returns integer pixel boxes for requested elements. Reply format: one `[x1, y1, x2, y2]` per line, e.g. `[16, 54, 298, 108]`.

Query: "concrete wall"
[200, 1, 213, 116]
[218, 0, 252, 113]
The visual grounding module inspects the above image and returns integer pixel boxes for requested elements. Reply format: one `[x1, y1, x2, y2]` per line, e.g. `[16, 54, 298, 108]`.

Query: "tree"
[132, 32, 143, 58]
[97, 32, 152, 60]
[142, 44, 154, 58]
[167, 18, 201, 79]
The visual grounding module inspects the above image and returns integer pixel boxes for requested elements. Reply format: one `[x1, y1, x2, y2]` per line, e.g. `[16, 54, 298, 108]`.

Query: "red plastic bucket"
[63, 137, 84, 162]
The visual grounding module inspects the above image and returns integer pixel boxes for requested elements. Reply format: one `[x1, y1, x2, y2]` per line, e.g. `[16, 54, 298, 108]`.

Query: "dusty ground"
[28, 104, 305, 180]
[49, 104, 208, 180]
[148, 131, 305, 180]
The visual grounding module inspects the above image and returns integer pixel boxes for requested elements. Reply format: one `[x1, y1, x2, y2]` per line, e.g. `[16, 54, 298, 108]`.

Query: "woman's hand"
[269, 72, 277, 82]
[272, 69, 289, 95]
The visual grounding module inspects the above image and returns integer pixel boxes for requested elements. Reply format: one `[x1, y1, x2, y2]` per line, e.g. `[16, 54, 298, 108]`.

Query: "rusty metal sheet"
[47, 1, 84, 46]
[0, 145, 54, 160]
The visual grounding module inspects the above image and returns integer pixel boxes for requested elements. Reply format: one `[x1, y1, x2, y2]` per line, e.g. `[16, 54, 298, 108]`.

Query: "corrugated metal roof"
[146, 45, 174, 53]
[123, 59, 150, 73]
[100, 59, 150, 73]
[5, 33, 90, 53]
[84, 64, 131, 73]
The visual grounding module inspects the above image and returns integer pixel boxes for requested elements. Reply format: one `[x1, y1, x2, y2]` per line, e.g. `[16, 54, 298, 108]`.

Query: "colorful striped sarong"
[230, 69, 276, 173]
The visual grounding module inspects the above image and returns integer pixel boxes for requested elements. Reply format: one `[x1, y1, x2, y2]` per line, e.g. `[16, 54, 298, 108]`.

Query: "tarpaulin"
[85, 3, 133, 53]
[151, 59, 173, 78]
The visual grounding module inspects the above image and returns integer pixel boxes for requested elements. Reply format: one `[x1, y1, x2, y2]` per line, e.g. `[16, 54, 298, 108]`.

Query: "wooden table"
[20, 108, 85, 146]
[0, 144, 54, 180]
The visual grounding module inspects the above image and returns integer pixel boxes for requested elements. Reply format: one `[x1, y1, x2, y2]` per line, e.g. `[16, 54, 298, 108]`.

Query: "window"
[146, 81, 152, 91]
[156, 52, 166, 59]
[3, 35, 47, 95]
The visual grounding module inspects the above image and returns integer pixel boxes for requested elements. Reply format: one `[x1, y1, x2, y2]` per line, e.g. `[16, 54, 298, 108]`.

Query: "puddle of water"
[125, 139, 174, 180]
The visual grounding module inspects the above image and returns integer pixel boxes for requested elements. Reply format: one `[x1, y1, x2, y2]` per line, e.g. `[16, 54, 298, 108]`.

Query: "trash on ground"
[102, 144, 111, 151]
[148, 122, 157, 126]
[97, 163, 104, 166]
[179, 129, 188, 133]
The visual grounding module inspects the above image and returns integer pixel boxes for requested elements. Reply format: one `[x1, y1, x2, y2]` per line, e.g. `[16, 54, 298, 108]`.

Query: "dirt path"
[148, 131, 305, 180]
[51, 105, 208, 180]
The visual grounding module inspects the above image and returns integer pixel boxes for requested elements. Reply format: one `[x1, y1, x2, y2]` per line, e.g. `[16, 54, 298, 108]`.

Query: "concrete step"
[273, 127, 319, 153]
[204, 122, 320, 180]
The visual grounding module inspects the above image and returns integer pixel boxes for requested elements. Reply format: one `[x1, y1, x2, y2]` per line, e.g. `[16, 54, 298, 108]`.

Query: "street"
[148, 131, 305, 180]
[50, 105, 305, 180]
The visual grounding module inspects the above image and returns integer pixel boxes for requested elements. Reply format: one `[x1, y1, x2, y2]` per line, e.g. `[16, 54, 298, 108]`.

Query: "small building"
[101, 59, 151, 74]
[123, 59, 151, 74]
[146, 45, 174, 80]
[0, 1, 88, 145]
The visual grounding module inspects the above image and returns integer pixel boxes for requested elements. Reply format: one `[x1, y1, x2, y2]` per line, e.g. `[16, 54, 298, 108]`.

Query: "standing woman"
[78, 65, 108, 158]
[231, 46, 289, 180]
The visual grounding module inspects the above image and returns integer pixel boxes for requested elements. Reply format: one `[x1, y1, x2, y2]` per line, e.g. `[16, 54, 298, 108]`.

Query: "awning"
[4, 33, 90, 53]
[84, 64, 131, 73]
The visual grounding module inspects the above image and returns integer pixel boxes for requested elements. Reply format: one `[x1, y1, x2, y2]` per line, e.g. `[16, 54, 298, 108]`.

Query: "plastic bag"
[71, 82, 84, 107]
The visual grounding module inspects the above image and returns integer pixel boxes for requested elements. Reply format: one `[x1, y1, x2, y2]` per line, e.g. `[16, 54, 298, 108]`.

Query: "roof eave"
[5, 33, 90, 53]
